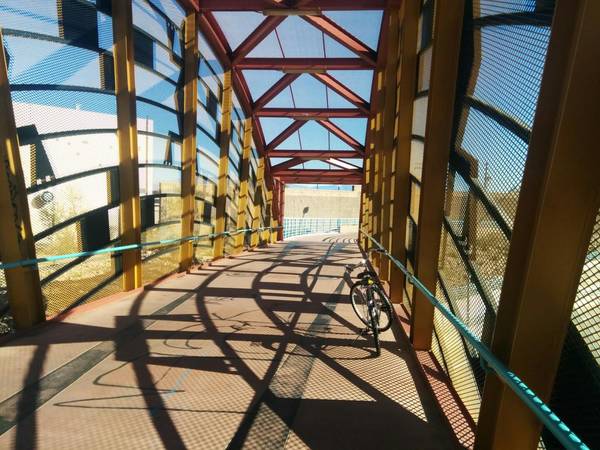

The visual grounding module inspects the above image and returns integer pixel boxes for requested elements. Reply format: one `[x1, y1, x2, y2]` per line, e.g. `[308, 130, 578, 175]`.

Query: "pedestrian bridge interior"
[0, 0, 598, 449]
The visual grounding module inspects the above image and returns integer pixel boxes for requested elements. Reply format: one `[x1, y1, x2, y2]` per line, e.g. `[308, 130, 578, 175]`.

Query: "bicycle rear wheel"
[351, 283, 392, 332]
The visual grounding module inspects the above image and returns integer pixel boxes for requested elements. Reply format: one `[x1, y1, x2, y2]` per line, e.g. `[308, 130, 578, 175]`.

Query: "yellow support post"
[113, 0, 142, 290]
[390, 0, 419, 304]
[379, 9, 401, 283]
[251, 156, 265, 247]
[371, 72, 384, 269]
[410, 0, 465, 350]
[213, 70, 233, 259]
[179, 11, 198, 271]
[234, 118, 253, 254]
[0, 31, 46, 329]
[476, 1, 600, 447]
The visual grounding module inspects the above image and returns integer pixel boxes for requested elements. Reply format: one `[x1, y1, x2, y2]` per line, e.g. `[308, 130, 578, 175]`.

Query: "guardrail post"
[371, 71, 385, 269]
[378, 9, 401, 283]
[213, 70, 233, 259]
[264, 173, 274, 243]
[409, 0, 465, 350]
[388, 0, 419, 304]
[251, 156, 265, 247]
[234, 118, 252, 254]
[0, 30, 46, 329]
[475, 1, 600, 447]
[113, 0, 142, 290]
[179, 10, 198, 270]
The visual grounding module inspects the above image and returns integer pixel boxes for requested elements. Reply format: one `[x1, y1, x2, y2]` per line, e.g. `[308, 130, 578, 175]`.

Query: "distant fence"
[283, 218, 359, 239]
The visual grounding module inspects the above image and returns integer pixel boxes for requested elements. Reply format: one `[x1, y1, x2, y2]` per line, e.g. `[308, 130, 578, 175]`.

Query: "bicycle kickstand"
[352, 327, 370, 347]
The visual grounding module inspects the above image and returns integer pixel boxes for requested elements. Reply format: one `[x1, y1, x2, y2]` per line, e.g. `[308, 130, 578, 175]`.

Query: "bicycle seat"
[358, 270, 377, 279]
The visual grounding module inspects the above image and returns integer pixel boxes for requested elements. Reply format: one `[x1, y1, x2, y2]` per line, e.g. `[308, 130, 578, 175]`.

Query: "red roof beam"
[268, 150, 362, 158]
[196, 1, 386, 11]
[317, 119, 364, 152]
[311, 73, 370, 114]
[257, 108, 367, 119]
[273, 168, 362, 176]
[231, 16, 286, 65]
[253, 73, 300, 111]
[236, 57, 373, 71]
[301, 15, 377, 66]
[271, 158, 305, 171]
[265, 120, 305, 152]
[276, 176, 362, 184]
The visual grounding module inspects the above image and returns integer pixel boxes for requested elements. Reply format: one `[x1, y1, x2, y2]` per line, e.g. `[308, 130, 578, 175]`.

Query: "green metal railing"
[361, 230, 589, 450]
[0, 226, 280, 271]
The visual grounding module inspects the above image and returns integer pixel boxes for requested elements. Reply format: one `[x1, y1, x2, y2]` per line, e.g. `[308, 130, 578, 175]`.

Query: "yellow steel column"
[390, 0, 419, 304]
[410, 0, 465, 350]
[378, 9, 401, 283]
[234, 118, 252, 254]
[113, 0, 142, 290]
[0, 31, 45, 329]
[264, 177, 274, 243]
[213, 70, 233, 259]
[476, 1, 600, 448]
[371, 71, 385, 269]
[251, 156, 265, 247]
[179, 11, 198, 271]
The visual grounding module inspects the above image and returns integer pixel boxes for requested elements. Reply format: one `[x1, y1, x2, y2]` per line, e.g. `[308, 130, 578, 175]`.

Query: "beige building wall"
[285, 186, 362, 218]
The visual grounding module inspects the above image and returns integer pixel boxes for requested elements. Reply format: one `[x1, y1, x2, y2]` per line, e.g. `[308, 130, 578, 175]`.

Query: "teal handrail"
[0, 226, 281, 271]
[360, 230, 589, 450]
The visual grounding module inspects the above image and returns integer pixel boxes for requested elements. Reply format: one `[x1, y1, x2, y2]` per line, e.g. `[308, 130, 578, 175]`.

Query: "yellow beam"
[390, 0, 419, 304]
[0, 30, 45, 329]
[213, 70, 233, 259]
[410, 0, 465, 350]
[476, 1, 600, 447]
[379, 9, 401, 283]
[113, 0, 142, 290]
[234, 118, 253, 254]
[251, 156, 265, 247]
[179, 11, 198, 271]
[371, 72, 384, 268]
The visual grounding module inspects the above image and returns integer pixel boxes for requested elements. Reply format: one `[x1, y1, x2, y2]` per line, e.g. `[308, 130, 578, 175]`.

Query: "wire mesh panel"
[283, 217, 359, 239]
[132, 0, 185, 283]
[430, 0, 556, 426]
[543, 210, 600, 448]
[0, 0, 123, 318]
[195, 29, 223, 260]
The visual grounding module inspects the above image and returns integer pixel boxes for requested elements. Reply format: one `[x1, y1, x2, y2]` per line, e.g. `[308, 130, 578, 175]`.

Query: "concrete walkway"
[0, 234, 457, 449]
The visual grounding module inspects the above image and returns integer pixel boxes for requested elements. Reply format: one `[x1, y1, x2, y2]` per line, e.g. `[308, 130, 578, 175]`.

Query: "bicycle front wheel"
[350, 283, 393, 332]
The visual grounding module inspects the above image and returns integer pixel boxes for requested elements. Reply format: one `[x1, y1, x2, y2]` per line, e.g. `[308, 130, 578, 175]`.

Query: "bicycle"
[345, 249, 394, 356]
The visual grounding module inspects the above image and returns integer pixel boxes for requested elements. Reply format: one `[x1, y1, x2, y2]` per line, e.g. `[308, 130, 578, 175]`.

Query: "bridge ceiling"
[193, 0, 386, 185]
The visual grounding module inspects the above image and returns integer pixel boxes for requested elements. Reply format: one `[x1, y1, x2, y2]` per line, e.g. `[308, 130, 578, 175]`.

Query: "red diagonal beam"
[196, 0, 387, 10]
[254, 73, 300, 111]
[317, 120, 364, 152]
[257, 108, 367, 118]
[231, 16, 286, 65]
[268, 150, 362, 158]
[198, 12, 231, 68]
[236, 57, 372, 70]
[272, 168, 363, 176]
[302, 15, 377, 66]
[200, 12, 270, 154]
[327, 158, 362, 170]
[271, 157, 305, 171]
[311, 73, 370, 114]
[265, 120, 305, 151]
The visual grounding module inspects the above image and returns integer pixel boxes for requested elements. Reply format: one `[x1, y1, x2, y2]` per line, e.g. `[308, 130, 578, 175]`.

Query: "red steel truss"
[188, 1, 386, 185]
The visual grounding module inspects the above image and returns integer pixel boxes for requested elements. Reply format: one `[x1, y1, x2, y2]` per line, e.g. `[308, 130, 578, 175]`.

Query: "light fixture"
[262, 8, 321, 16]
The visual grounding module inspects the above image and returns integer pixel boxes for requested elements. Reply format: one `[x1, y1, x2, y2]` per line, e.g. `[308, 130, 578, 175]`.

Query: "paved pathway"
[0, 234, 457, 449]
